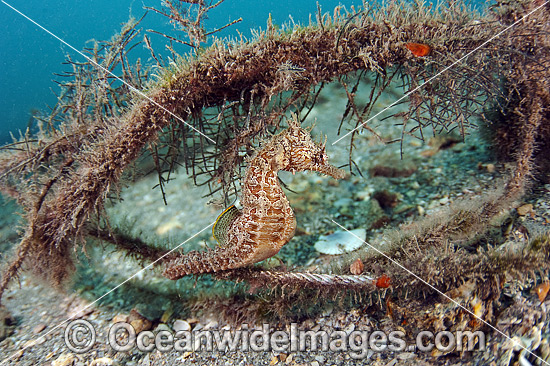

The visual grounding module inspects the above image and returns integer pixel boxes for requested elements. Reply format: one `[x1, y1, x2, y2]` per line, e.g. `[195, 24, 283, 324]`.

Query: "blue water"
[0, 0, 486, 144]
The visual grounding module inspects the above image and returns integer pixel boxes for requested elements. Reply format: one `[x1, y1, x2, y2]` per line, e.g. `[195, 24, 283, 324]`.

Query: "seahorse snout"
[315, 163, 346, 180]
[309, 148, 345, 179]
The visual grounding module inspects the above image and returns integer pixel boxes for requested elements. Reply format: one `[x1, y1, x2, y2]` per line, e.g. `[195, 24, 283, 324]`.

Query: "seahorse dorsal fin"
[287, 112, 301, 130]
[212, 205, 241, 246]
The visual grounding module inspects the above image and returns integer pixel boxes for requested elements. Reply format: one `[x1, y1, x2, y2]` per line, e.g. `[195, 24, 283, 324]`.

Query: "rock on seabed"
[314, 228, 366, 255]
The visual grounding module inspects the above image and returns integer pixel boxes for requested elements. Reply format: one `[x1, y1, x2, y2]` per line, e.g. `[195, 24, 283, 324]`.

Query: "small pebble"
[517, 203, 533, 216]
[23, 336, 46, 347]
[52, 353, 76, 366]
[397, 352, 417, 360]
[181, 351, 193, 359]
[155, 323, 172, 333]
[535, 281, 550, 302]
[354, 190, 371, 201]
[486, 163, 496, 173]
[130, 318, 152, 333]
[173, 319, 191, 332]
[129, 309, 153, 333]
[32, 324, 46, 334]
[314, 229, 366, 255]
[344, 323, 355, 333]
[67, 303, 94, 320]
[112, 314, 129, 323]
[350, 258, 364, 275]
[321, 307, 333, 317]
[90, 357, 117, 366]
[333, 198, 353, 208]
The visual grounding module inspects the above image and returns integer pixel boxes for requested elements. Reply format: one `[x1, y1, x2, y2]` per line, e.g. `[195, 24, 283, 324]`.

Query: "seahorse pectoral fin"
[212, 205, 241, 246]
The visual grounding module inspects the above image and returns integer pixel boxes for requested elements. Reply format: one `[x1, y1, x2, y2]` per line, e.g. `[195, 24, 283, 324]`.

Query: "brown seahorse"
[163, 117, 345, 279]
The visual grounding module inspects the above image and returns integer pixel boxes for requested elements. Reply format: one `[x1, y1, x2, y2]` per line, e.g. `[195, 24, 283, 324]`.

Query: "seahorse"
[163, 116, 345, 279]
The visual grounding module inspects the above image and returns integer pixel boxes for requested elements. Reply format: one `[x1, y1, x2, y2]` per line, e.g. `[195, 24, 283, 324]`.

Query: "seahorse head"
[276, 115, 345, 180]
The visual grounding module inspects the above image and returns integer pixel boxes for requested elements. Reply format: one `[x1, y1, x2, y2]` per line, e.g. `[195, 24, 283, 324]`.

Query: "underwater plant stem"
[217, 268, 376, 290]
[0, 237, 32, 305]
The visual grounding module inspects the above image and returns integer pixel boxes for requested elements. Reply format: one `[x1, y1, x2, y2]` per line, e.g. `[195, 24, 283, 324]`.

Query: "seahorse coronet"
[163, 117, 345, 280]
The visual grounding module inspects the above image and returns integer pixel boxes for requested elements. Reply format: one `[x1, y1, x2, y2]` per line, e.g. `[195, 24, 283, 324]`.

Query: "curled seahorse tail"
[162, 246, 252, 279]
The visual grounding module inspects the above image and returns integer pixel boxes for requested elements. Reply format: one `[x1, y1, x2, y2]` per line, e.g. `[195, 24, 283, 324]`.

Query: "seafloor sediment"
[1, 80, 549, 365]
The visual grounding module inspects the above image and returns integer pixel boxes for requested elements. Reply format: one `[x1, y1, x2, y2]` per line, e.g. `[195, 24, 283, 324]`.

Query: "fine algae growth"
[0, 0, 549, 363]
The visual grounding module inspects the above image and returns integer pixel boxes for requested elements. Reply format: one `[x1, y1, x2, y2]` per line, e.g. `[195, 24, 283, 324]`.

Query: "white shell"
[314, 228, 366, 255]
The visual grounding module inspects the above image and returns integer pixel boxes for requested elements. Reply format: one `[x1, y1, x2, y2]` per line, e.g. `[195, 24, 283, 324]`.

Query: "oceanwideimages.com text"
[65, 320, 485, 358]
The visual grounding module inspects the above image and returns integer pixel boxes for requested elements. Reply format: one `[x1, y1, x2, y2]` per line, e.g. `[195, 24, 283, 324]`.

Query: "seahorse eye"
[313, 151, 326, 166]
